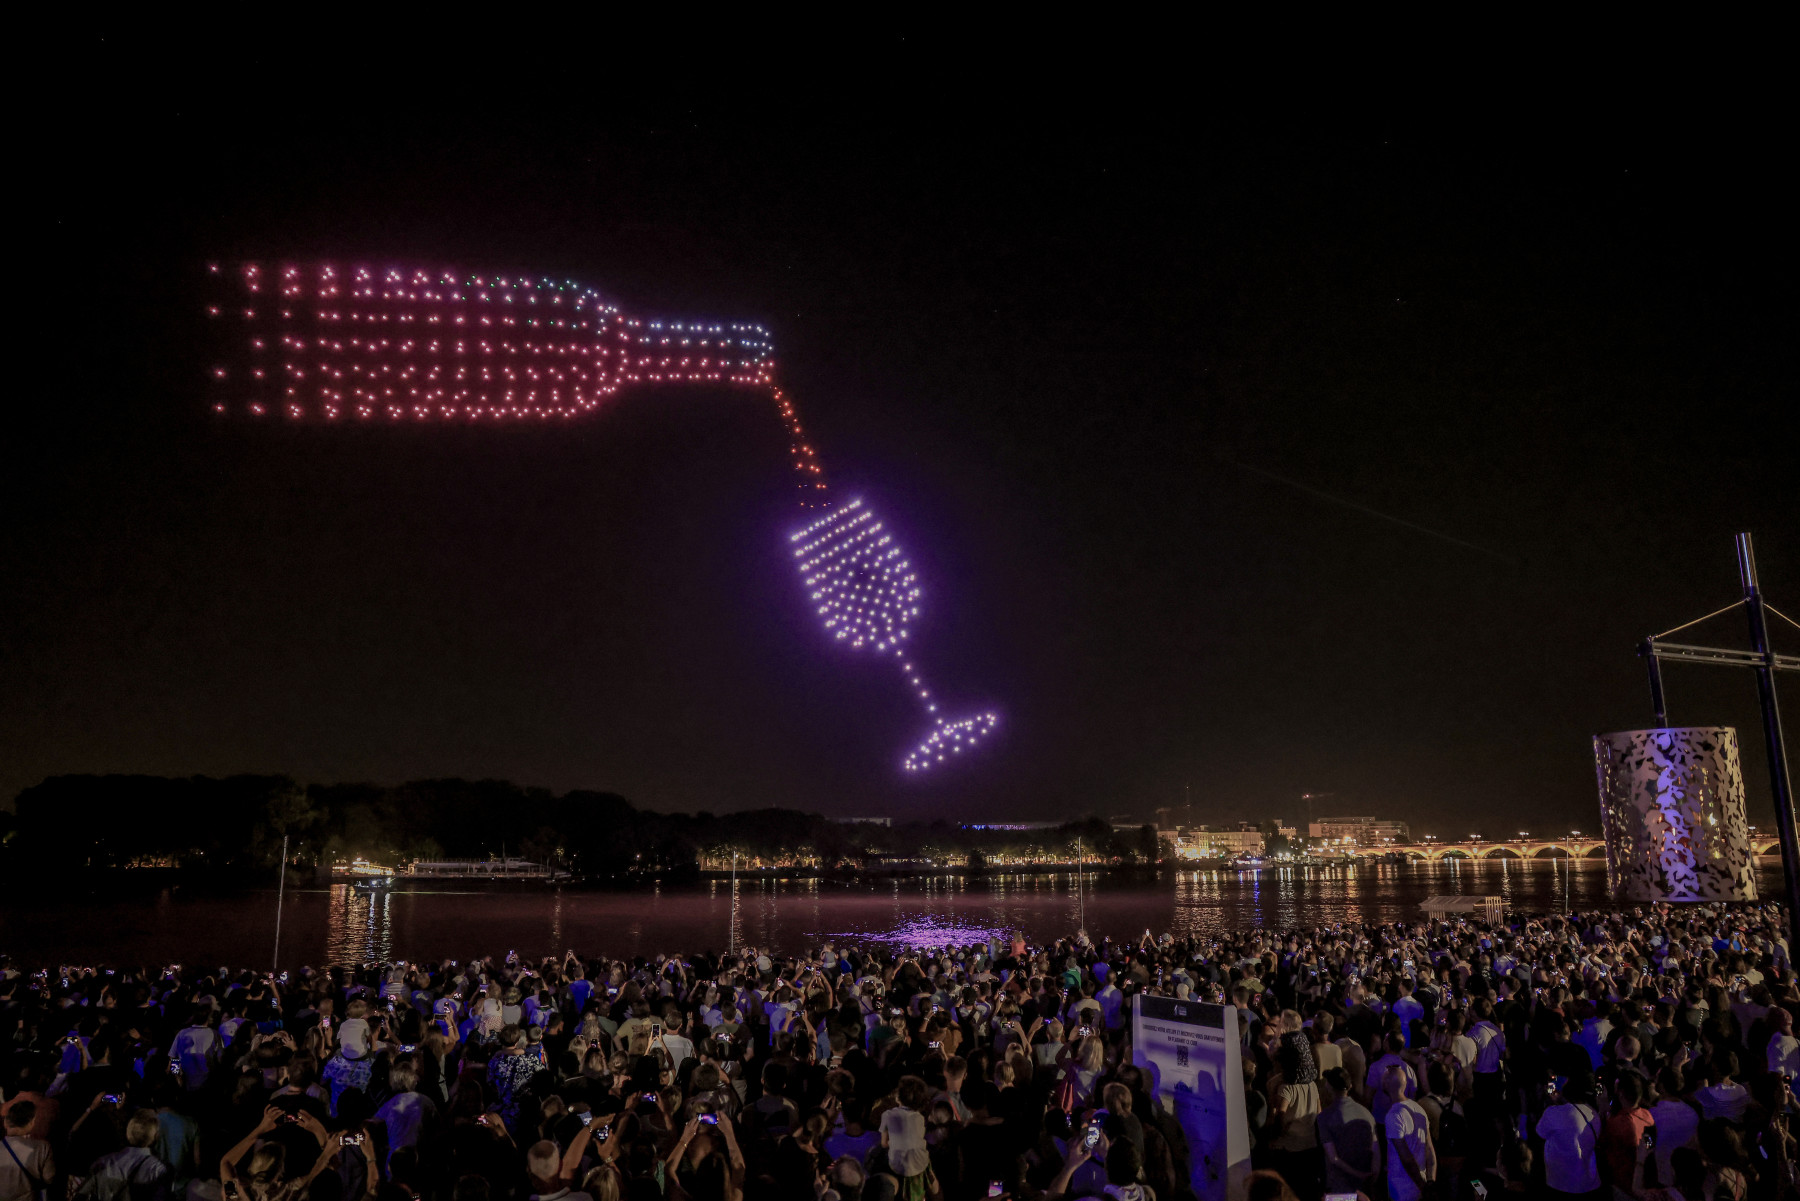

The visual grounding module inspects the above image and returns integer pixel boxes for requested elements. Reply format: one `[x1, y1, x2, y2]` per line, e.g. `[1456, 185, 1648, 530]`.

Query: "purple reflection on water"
[822, 917, 1011, 949]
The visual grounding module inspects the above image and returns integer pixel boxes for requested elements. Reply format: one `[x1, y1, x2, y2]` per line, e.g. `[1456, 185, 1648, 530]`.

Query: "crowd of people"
[0, 900, 1795, 1201]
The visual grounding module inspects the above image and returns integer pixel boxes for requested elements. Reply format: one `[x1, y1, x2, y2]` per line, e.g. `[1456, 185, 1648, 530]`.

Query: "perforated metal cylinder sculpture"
[1593, 726, 1757, 902]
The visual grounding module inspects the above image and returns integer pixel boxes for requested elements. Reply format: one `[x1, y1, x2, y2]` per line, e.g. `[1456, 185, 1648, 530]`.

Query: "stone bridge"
[1352, 837, 1784, 862]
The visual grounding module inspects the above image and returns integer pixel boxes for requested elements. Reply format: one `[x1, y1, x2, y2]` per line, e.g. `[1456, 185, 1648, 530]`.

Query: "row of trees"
[1, 774, 1162, 880]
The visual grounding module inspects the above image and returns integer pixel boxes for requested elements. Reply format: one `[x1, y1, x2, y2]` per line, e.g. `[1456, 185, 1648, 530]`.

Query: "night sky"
[6, 37, 1794, 834]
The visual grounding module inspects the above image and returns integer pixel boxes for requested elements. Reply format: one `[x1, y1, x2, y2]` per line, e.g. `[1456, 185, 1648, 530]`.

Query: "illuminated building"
[1307, 816, 1411, 847]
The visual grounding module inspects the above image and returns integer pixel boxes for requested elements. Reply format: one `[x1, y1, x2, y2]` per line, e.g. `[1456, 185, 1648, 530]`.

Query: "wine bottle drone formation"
[205, 263, 997, 773]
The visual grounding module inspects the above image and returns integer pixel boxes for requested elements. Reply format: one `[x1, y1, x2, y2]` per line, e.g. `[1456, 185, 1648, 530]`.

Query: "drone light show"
[790, 501, 998, 772]
[205, 262, 995, 772]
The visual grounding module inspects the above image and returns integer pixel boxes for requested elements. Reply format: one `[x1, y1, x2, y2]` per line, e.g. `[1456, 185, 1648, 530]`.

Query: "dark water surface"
[2, 858, 1788, 970]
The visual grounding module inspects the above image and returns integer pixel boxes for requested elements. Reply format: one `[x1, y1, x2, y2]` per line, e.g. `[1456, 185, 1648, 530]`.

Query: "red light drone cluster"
[206, 261, 994, 771]
[206, 262, 823, 496]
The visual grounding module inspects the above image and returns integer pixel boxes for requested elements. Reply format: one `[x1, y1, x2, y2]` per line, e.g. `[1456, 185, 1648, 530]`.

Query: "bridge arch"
[1480, 846, 1524, 860]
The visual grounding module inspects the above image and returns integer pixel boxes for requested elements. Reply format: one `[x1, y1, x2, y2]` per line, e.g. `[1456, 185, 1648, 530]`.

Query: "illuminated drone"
[206, 262, 996, 771]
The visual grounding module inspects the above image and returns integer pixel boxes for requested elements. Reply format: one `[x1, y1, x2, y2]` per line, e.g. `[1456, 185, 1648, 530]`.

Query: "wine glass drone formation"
[204, 263, 996, 773]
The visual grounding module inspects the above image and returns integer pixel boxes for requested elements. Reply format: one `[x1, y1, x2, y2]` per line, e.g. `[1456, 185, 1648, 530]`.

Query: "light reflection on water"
[4, 859, 1787, 970]
[323, 884, 393, 968]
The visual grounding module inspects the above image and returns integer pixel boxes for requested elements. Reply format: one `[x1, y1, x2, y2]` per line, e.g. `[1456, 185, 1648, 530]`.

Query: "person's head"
[2, 1102, 33, 1136]
[1671, 1148, 1707, 1197]
[1106, 1137, 1144, 1187]
[389, 1060, 419, 1094]
[798, 1110, 830, 1150]
[1245, 1169, 1301, 1201]
[579, 1165, 621, 1201]
[1102, 1081, 1132, 1114]
[897, 1075, 932, 1112]
[829, 1154, 866, 1201]
[1613, 1071, 1644, 1112]
[1319, 1067, 1350, 1104]
[1561, 1069, 1597, 1108]
[525, 1139, 562, 1190]
[125, 1109, 159, 1148]
[1699, 1119, 1748, 1170]
[1500, 1138, 1534, 1183]
[453, 1174, 492, 1201]
[1381, 1063, 1409, 1101]
[242, 1144, 289, 1201]
[1078, 1035, 1105, 1072]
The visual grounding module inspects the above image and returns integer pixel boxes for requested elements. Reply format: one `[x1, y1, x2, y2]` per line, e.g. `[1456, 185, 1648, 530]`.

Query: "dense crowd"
[1, 901, 1795, 1201]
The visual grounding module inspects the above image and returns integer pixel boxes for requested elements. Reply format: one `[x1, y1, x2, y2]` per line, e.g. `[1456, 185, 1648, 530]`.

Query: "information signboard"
[1132, 994, 1251, 1201]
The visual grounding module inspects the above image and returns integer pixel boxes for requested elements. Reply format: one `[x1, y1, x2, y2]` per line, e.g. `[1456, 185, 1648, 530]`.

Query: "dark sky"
[5, 35, 1794, 834]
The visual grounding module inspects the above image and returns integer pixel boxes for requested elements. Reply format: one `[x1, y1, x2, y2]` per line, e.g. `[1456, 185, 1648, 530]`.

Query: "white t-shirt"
[880, 1105, 930, 1177]
[1470, 1021, 1505, 1072]
[373, 1091, 436, 1163]
[1695, 1081, 1750, 1123]
[1536, 1101, 1601, 1194]
[1384, 1098, 1432, 1201]
[660, 1033, 696, 1072]
[170, 1025, 218, 1088]
[763, 999, 798, 1043]
[1769, 1034, 1800, 1080]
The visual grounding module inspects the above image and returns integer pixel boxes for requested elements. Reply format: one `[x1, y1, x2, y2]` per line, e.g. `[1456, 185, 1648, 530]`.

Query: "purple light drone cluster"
[205, 261, 997, 773]
[790, 501, 998, 772]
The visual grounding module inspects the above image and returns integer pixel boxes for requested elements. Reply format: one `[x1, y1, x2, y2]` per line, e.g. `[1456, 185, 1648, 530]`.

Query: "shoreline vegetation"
[2, 772, 1166, 887]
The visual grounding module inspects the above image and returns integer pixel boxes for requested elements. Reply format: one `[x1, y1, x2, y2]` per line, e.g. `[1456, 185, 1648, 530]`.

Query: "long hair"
[1078, 1035, 1105, 1073]
[580, 1164, 622, 1201]
[243, 1145, 296, 1201]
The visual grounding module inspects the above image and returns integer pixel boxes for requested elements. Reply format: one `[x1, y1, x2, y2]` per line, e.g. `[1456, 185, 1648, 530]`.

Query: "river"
[1, 858, 1787, 970]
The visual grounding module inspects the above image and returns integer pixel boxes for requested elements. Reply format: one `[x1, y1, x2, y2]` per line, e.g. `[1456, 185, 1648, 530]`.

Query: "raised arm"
[717, 1112, 746, 1176]
[561, 1121, 596, 1181]
[220, 1106, 286, 1187]
[1046, 1141, 1094, 1199]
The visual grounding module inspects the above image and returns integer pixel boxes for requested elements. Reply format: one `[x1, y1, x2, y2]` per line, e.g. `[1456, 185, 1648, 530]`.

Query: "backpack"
[1431, 1095, 1471, 1158]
